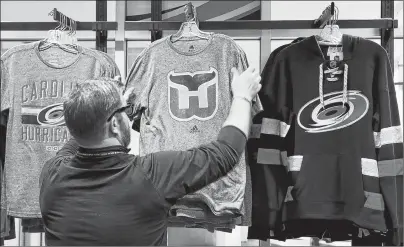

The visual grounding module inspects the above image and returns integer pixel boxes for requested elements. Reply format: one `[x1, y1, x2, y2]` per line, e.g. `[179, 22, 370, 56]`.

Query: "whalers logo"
[21, 103, 65, 126]
[297, 90, 369, 133]
[167, 67, 218, 122]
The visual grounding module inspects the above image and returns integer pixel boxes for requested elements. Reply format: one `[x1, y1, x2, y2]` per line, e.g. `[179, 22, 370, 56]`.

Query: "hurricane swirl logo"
[37, 103, 65, 126]
[297, 90, 369, 133]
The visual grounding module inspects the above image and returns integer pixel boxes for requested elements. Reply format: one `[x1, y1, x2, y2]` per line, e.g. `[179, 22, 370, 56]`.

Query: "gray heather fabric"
[168, 200, 242, 230]
[126, 34, 262, 225]
[0, 42, 115, 217]
[82, 48, 121, 78]
[99, 51, 121, 78]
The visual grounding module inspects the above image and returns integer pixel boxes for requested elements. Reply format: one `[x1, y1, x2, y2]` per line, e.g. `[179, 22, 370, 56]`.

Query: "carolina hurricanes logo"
[167, 67, 218, 122]
[37, 103, 65, 126]
[297, 90, 369, 133]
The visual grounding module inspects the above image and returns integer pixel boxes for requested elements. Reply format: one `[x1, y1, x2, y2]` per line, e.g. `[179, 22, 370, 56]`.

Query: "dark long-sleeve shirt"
[39, 126, 246, 246]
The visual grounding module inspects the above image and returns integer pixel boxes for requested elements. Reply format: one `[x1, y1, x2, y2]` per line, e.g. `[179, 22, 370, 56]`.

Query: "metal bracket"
[151, 0, 163, 42]
[96, 0, 108, 53]
[381, 0, 395, 69]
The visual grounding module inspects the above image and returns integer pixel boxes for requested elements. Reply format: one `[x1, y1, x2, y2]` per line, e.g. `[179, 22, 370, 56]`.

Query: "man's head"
[64, 78, 132, 147]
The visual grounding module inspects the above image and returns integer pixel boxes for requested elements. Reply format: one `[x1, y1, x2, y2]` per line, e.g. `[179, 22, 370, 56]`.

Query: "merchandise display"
[125, 33, 262, 229]
[1, 1, 401, 246]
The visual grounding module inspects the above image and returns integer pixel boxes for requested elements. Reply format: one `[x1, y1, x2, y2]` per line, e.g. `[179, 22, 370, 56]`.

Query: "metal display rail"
[0, 0, 399, 246]
[125, 19, 397, 31]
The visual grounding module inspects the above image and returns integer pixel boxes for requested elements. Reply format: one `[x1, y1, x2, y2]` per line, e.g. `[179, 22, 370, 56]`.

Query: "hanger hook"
[184, 2, 197, 22]
[71, 18, 74, 35]
[48, 9, 55, 17]
[60, 14, 65, 31]
[326, 5, 332, 27]
[73, 19, 76, 36]
[191, 5, 197, 22]
[68, 18, 72, 35]
[63, 15, 68, 31]
[74, 19, 77, 36]
[54, 13, 61, 30]
[335, 6, 339, 25]
[65, 15, 68, 31]
[60, 14, 63, 31]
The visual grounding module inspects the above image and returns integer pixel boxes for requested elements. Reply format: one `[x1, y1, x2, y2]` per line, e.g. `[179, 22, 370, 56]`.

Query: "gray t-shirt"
[126, 34, 262, 220]
[0, 42, 117, 217]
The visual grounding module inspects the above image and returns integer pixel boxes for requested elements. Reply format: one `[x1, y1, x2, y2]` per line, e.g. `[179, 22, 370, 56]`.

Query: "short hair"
[64, 78, 123, 140]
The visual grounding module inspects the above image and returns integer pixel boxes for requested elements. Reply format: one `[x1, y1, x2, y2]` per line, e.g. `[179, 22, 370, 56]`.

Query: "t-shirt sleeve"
[102, 52, 121, 78]
[232, 43, 263, 116]
[125, 49, 151, 115]
[1, 60, 11, 112]
[236, 46, 249, 71]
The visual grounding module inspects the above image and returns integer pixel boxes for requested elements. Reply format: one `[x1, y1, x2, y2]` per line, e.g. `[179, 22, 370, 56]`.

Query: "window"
[0, 1, 100, 40]
[396, 0, 403, 38]
[271, 1, 380, 20]
[235, 40, 261, 71]
[396, 85, 403, 124]
[394, 39, 403, 83]
[126, 41, 151, 74]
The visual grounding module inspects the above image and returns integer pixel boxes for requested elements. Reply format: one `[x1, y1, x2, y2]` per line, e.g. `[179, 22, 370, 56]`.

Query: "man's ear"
[109, 116, 120, 135]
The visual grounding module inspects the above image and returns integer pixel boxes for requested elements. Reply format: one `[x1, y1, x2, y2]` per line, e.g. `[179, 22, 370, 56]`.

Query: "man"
[39, 67, 261, 246]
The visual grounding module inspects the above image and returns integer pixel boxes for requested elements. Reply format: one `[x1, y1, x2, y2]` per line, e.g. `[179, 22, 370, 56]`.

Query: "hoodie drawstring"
[319, 63, 349, 109]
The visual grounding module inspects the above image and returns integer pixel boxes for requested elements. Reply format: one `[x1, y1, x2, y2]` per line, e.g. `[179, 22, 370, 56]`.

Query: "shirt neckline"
[166, 34, 214, 56]
[35, 41, 83, 69]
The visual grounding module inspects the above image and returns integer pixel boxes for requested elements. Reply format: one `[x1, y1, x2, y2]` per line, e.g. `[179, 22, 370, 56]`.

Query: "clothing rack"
[0, 1, 399, 246]
[2, 19, 396, 53]
[0, 22, 117, 31]
[124, 19, 397, 31]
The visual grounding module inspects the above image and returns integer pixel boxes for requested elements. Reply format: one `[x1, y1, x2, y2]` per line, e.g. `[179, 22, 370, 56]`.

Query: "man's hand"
[231, 67, 262, 102]
[111, 76, 136, 105]
[112, 76, 124, 88]
[222, 67, 261, 137]
[124, 87, 136, 105]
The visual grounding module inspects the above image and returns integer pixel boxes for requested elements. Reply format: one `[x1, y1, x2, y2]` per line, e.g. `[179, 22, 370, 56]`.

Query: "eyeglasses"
[107, 104, 136, 121]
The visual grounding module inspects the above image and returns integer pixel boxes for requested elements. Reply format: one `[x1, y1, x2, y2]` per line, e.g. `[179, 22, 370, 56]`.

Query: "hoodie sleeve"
[372, 48, 403, 246]
[248, 54, 294, 238]
[259, 56, 294, 224]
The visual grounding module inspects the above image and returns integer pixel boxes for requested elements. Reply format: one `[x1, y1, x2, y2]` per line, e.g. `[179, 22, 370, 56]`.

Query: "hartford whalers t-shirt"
[126, 34, 262, 223]
[0, 42, 114, 217]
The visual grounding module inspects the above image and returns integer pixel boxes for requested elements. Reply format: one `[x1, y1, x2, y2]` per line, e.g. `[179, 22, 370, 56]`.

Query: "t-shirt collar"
[301, 34, 359, 61]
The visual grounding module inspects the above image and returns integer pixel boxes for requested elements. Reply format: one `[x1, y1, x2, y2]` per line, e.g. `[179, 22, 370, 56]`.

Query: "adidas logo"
[190, 125, 200, 133]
